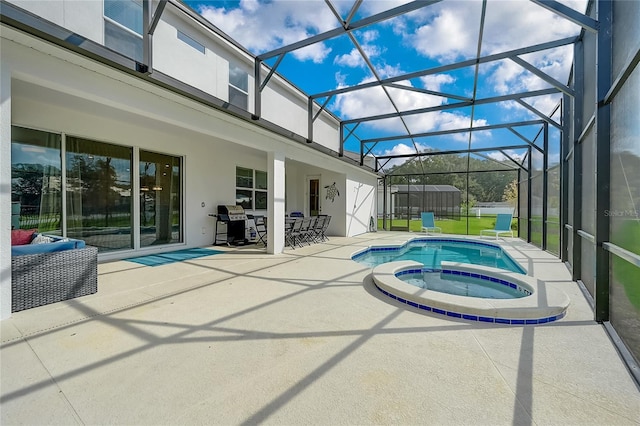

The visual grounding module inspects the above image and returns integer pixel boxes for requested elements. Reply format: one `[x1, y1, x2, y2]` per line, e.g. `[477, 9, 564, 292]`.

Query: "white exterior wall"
[153, 16, 221, 97]
[8, 0, 103, 43]
[314, 113, 341, 152]
[261, 82, 309, 137]
[346, 178, 377, 236]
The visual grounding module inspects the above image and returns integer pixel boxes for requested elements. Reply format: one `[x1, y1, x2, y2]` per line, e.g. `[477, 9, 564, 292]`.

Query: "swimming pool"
[352, 238, 526, 274]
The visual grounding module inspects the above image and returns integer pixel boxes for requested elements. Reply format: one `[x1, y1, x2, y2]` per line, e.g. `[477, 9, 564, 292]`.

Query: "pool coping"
[372, 260, 571, 325]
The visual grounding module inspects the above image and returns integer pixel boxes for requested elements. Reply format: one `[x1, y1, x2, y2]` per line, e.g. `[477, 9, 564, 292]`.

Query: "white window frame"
[236, 167, 267, 211]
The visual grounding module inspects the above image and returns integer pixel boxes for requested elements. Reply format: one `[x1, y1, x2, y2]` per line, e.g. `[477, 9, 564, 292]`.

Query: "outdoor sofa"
[10, 230, 98, 312]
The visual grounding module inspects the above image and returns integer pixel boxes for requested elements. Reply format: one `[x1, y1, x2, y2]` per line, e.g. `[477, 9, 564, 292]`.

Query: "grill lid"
[218, 205, 247, 221]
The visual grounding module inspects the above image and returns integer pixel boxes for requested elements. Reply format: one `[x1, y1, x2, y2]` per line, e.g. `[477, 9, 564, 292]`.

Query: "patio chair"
[480, 213, 514, 239]
[297, 217, 313, 246]
[254, 216, 267, 246]
[310, 215, 325, 243]
[301, 216, 317, 245]
[285, 217, 303, 248]
[420, 212, 442, 234]
[318, 215, 331, 241]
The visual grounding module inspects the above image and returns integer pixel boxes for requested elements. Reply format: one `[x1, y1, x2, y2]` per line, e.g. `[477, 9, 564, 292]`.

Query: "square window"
[236, 167, 252, 188]
[255, 170, 267, 190]
[255, 191, 267, 210]
[229, 86, 248, 110]
[236, 189, 252, 209]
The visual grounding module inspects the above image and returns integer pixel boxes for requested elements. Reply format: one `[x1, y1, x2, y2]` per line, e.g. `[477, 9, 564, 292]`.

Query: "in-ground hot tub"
[371, 261, 570, 325]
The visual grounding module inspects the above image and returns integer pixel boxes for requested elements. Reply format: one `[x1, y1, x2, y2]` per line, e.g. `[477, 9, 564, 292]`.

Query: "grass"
[611, 220, 640, 311]
[378, 216, 515, 236]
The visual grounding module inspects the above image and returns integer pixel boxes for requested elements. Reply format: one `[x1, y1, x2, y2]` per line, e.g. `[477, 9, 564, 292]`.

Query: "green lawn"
[612, 220, 640, 311]
[378, 216, 515, 236]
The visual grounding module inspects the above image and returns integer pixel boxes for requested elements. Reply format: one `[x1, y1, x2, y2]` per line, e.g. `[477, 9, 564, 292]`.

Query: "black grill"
[214, 205, 248, 245]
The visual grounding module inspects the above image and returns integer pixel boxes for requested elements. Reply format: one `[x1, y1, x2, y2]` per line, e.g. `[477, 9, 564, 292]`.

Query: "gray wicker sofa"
[11, 233, 98, 312]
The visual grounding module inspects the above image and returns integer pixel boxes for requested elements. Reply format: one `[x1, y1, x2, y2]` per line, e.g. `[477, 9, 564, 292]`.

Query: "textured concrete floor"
[2, 232, 639, 425]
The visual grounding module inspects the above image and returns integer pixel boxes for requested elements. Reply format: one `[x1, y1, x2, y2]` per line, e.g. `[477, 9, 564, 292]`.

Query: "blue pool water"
[353, 239, 525, 274]
[400, 271, 526, 299]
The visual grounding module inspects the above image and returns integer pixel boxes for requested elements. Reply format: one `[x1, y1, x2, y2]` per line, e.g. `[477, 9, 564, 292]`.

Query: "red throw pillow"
[11, 229, 37, 246]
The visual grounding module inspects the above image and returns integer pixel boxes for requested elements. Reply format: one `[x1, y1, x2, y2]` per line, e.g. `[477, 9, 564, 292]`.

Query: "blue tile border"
[373, 282, 565, 325]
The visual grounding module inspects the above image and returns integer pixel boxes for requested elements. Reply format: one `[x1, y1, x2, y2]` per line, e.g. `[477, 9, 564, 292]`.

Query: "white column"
[267, 151, 285, 254]
[1, 62, 12, 319]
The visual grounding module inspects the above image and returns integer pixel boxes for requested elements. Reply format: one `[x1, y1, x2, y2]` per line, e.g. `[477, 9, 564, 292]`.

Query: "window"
[11, 127, 62, 234]
[236, 167, 267, 210]
[104, 0, 143, 61]
[177, 30, 205, 54]
[229, 62, 248, 110]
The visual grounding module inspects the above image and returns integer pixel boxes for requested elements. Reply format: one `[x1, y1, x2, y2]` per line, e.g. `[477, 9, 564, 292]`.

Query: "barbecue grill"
[214, 205, 248, 245]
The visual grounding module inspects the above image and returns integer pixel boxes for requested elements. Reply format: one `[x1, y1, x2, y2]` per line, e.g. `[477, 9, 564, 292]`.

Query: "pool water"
[354, 239, 525, 274]
[400, 272, 526, 299]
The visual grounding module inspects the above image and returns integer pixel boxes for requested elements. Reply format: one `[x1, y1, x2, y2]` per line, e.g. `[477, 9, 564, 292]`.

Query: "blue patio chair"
[420, 212, 442, 234]
[480, 213, 514, 239]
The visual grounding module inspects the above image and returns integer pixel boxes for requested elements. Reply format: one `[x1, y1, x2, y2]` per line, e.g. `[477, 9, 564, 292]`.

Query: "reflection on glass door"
[66, 137, 133, 251]
[11, 127, 62, 234]
[140, 150, 182, 247]
[309, 178, 320, 216]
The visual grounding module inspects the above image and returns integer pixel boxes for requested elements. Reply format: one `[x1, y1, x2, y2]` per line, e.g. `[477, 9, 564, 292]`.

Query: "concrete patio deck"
[2, 232, 639, 425]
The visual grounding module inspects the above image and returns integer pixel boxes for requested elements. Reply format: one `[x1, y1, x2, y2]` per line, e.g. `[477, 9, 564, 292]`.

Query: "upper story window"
[104, 0, 143, 62]
[177, 30, 205, 54]
[229, 62, 248, 110]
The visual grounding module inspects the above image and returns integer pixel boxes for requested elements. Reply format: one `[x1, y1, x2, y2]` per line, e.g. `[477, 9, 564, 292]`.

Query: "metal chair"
[285, 217, 303, 248]
[318, 215, 331, 241]
[254, 216, 267, 246]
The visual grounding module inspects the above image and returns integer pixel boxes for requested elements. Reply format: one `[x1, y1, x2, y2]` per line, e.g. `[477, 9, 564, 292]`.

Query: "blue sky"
[184, 0, 587, 169]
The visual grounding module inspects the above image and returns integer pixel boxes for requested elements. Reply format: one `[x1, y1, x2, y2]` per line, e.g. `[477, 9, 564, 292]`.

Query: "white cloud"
[334, 49, 364, 67]
[334, 31, 384, 68]
[197, 0, 337, 62]
[378, 141, 432, 170]
[411, 7, 479, 61]
[487, 150, 526, 163]
[420, 74, 455, 92]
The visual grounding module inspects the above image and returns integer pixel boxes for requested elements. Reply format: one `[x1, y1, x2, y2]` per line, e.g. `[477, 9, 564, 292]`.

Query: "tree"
[502, 179, 518, 208]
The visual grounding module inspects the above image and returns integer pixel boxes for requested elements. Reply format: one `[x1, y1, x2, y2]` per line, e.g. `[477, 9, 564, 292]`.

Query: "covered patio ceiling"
[185, 0, 592, 175]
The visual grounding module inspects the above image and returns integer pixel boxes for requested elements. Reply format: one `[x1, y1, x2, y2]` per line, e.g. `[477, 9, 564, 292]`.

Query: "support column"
[572, 40, 584, 281]
[267, 151, 285, 254]
[594, 0, 612, 322]
[560, 95, 569, 262]
[542, 122, 549, 250]
[1, 63, 12, 319]
[527, 147, 532, 242]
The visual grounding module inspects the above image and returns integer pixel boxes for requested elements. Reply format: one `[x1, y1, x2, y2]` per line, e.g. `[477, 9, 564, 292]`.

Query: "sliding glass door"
[66, 137, 133, 251]
[139, 150, 182, 247]
[11, 126, 183, 253]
